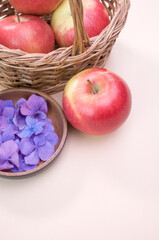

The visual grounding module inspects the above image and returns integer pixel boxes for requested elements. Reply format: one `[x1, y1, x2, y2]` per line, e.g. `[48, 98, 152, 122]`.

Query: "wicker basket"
[0, 0, 130, 94]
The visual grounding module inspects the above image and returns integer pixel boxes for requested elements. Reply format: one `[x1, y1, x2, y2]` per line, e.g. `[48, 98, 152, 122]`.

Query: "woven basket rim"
[0, 0, 130, 61]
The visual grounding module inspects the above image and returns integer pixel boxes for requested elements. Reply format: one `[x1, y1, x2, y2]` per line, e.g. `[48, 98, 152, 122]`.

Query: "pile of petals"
[0, 94, 59, 172]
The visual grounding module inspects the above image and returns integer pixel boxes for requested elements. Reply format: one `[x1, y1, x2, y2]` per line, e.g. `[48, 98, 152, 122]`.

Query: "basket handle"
[69, 0, 91, 55]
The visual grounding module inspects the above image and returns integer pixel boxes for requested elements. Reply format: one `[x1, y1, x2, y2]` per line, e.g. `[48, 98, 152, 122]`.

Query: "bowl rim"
[0, 88, 67, 177]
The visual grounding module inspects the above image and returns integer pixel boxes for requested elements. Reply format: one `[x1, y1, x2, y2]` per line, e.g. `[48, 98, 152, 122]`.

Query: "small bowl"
[0, 88, 67, 177]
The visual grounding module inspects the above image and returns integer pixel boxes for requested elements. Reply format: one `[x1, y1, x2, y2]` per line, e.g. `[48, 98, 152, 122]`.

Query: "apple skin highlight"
[62, 68, 132, 135]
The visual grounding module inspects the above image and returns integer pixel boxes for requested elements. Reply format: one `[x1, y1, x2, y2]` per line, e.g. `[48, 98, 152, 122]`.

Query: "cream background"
[0, 0, 159, 239]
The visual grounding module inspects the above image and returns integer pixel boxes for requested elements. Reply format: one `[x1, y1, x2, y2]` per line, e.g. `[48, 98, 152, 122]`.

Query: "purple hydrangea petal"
[15, 138, 21, 147]
[23, 163, 37, 171]
[0, 116, 8, 129]
[11, 153, 36, 173]
[0, 140, 19, 170]
[2, 124, 17, 142]
[26, 116, 37, 128]
[20, 138, 35, 156]
[43, 120, 55, 133]
[17, 126, 33, 138]
[20, 94, 48, 118]
[4, 100, 14, 108]
[34, 121, 45, 135]
[13, 103, 26, 130]
[10, 152, 19, 168]
[20, 101, 34, 116]
[2, 107, 15, 119]
[0, 148, 5, 161]
[2, 123, 18, 142]
[2, 130, 15, 142]
[11, 168, 22, 173]
[45, 132, 59, 146]
[16, 98, 26, 107]
[0, 100, 14, 115]
[18, 118, 26, 130]
[13, 114, 26, 130]
[33, 134, 46, 147]
[1, 140, 19, 157]
[0, 100, 4, 115]
[35, 111, 46, 120]
[38, 141, 54, 161]
[11, 160, 23, 172]
[11, 154, 24, 172]
[0, 135, 2, 146]
[24, 149, 40, 165]
[27, 94, 48, 114]
[17, 117, 45, 138]
[0, 161, 14, 171]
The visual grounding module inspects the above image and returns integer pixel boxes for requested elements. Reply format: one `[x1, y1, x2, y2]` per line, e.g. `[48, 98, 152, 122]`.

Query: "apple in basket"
[62, 68, 132, 135]
[0, 15, 55, 53]
[8, 0, 63, 15]
[51, 0, 110, 47]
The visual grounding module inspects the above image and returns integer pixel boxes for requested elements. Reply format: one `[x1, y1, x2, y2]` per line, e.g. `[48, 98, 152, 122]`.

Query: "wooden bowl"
[0, 88, 67, 177]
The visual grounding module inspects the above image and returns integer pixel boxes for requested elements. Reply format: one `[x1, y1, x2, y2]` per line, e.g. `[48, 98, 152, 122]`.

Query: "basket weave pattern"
[0, 0, 130, 94]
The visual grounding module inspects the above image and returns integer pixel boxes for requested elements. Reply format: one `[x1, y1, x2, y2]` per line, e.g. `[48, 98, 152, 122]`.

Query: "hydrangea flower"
[0, 106, 15, 129]
[0, 94, 59, 173]
[20, 94, 48, 119]
[20, 134, 55, 165]
[17, 116, 45, 138]
[0, 140, 19, 170]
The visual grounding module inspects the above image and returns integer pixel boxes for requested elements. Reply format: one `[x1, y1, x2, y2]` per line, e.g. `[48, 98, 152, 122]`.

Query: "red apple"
[62, 68, 132, 135]
[51, 0, 110, 47]
[0, 15, 55, 53]
[8, 0, 62, 15]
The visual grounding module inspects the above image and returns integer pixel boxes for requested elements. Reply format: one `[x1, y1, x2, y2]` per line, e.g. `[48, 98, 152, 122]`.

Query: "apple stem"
[87, 79, 98, 94]
[15, 11, 20, 22]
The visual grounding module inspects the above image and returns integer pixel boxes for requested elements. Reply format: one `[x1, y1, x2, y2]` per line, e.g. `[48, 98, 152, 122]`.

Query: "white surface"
[0, 0, 159, 239]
